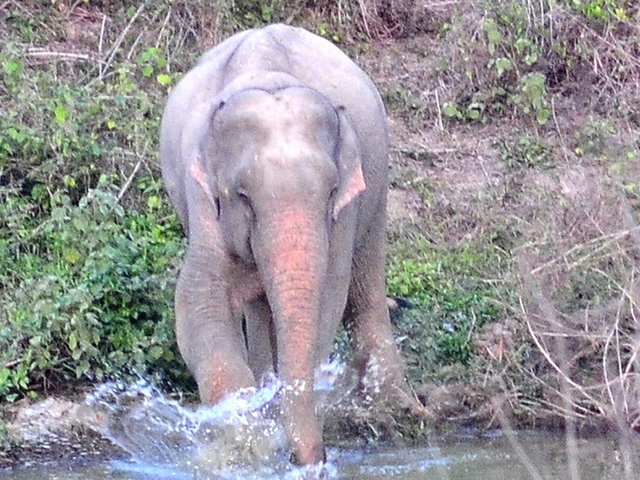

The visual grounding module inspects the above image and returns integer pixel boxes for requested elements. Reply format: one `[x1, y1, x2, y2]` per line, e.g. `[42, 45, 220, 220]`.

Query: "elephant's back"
[224, 25, 386, 125]
[165, 24, 387, 167]
[248, 25, 383, 105]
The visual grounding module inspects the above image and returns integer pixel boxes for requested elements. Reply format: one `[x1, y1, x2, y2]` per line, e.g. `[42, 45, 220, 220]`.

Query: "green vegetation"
[377, 0, 639, 433]
[0, 0, 639, 450]
[437, 0, 637, 126]
[388, 240, 507, 367]
[0, 178, 186, 401]
[0, 1, 190, 400]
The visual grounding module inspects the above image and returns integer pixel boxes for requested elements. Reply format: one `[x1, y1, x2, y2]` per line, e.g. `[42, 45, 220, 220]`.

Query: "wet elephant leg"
[175, 247, 256, 404]
[344, 214, 419, 410]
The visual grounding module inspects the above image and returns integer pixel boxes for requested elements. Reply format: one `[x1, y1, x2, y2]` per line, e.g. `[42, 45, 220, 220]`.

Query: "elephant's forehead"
[247, 132, 337, 187]
[225, 88, 337, 133]
[256, 138, 318, 164]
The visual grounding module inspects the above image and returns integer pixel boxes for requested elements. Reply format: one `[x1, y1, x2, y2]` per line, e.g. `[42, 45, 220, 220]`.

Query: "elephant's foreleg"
[175, 247, 256, 404]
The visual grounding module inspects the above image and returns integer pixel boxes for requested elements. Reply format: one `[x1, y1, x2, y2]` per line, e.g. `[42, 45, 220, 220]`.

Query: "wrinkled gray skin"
[160, 24, 419, 465]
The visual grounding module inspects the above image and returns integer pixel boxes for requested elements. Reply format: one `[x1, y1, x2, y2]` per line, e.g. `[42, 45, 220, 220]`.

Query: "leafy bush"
[438, 0, 638, 125]
[495, 135, 552, 169]
[387, 239, 507, 367]
[0, 177, 186, 401]
[0, 2, 194, 400]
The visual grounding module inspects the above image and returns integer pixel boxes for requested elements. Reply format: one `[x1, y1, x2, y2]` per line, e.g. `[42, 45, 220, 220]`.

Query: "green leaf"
[442, 102, 460, 118]
[536, 108, 551, 125]
[495, 57, 512, 77]
[63, 176, 77, 187]
[156, 74, 171, 86]
[54, 104, 67, 124]
[486, 28, 501, 54]
[149, 345, 164, 360]
[63, 248, 81, 265]
[72, 216, 89, 232]
[76, 361, 90, 378]
[51, 207, 66, 222]
[147, 195, 161, 210]
[7, 127, 24, 142]
[3, 58, 22, 76]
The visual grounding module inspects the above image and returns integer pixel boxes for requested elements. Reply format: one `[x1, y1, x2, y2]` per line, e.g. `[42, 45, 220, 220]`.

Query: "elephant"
[160, 24, 422, 465]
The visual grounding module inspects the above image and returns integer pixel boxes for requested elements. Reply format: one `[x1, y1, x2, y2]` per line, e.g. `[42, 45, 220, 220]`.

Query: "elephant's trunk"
[253, 203, 328, 465]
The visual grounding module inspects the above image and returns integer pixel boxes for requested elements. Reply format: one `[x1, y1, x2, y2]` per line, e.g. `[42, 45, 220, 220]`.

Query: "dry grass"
[369, 6, 640, 468]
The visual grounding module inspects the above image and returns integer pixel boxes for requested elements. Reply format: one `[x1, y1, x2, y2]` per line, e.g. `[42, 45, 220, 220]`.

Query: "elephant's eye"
[236, 189, 252, 209]
[329, 183, 339, 199]
[237, 189, 248, 201]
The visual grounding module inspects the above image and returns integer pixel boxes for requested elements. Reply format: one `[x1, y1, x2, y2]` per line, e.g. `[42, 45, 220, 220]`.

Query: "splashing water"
[83, 361, 352, 479]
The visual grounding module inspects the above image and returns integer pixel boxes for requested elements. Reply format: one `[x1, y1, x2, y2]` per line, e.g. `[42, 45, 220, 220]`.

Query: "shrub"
[387, 239, 507, 367]
[437, 0, 639, 125]
[0, 177, 187, 401]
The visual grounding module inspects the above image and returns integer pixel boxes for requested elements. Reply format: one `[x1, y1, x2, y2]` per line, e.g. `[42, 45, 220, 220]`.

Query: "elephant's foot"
[383, 380, 434, 422]
[358, 353, 433, 422]
[290, 443, 326, 467]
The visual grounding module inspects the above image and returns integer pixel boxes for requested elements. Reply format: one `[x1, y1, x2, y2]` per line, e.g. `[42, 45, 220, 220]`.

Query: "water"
[0, 363, 636, 479]
[0, 432, 631, 480]
[83, 378, 289, 471]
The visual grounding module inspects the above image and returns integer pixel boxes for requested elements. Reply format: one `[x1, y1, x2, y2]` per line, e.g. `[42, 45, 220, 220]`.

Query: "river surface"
[0, 431, 631, 480]
[0, 366, 636, 479]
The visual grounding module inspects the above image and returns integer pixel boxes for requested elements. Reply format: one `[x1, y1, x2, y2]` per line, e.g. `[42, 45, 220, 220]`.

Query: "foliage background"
[0, 0, 638, 443]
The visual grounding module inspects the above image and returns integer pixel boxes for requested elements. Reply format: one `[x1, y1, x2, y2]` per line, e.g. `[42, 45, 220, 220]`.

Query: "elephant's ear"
[188, 99, 226, 218]
[189, 151, 220, 219]
[333, 106, 366, 220]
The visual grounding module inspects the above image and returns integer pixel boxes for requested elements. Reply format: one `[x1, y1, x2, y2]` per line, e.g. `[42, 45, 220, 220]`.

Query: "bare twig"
[521, 298, 604, 408]
[117, 160, 142, 203]
[551, 96, 570, 163]
[99, 14, 108, 78]
[530, 226, 640, 275]
[26, 49, 96, 62]
[434, 88, 444, 132]
[100, 2, 145, 80]
[356, 0, 373, 39]
[64, 0, 85, 20]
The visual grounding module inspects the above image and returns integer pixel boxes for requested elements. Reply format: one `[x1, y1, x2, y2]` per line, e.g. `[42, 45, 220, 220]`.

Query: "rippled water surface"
[0, 432, 629, 480]
[0, 366, 635, 479]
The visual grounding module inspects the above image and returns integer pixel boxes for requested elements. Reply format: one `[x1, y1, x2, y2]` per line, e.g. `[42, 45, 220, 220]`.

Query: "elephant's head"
[189, 86, 366, 464]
